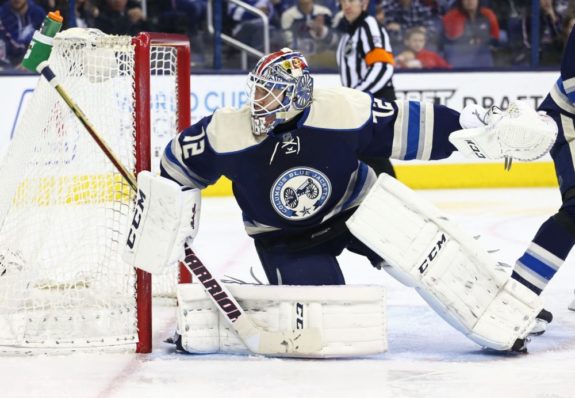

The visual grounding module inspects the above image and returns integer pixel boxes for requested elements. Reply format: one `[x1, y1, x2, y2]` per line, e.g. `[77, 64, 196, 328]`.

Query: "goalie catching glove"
[450, 100, 558, 163]
[122, 171, 201, 274]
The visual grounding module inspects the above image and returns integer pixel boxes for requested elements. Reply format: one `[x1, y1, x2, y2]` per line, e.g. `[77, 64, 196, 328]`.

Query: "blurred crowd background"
[0, 0, 574, 72]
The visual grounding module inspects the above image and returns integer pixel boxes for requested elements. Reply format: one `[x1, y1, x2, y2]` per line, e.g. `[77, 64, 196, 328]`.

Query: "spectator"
[281, 0, 338, 58]
[37, 0, 100, 29]
[94, 0, 154, 36]
[36, 0, 55, 11]
[484, 1, 526, 33]
[418, 0, 452, 16]
[168, 0, 206, 37]
[40, 0, 100, 28]
[555, 0, 571, 14]
[396, 26, 450, 68]
[484, 0, 526, 63]
[411, 0, 458, 15]
[269, 0, 288, 21]
[331, 7, 344, 30]
[442, 0, 499, 67]
[519, 0, 563, 66]
[72, 0, 99, 28]
[0, 18, 25, 69]
[0, 0, 45, 49]
[317, 0, 340, 15]
[155, 0, 207, 65]
[379, 0, 438, 50]
[228, 0, 276, 52]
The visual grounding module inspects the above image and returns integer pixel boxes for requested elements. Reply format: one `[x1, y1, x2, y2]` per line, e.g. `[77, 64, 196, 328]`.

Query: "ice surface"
[2, 188, 575, 398]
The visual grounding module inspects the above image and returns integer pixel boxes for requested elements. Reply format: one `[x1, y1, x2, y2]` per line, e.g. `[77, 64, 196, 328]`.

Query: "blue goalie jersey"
[160, 87, 461, 236]
[540, 25, 575, 116]
[537, 26, 575, 195]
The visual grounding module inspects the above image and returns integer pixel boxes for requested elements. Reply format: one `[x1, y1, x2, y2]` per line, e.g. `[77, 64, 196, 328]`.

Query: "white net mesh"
[0, 30, 184, 351]
[149, 45, 180, 300]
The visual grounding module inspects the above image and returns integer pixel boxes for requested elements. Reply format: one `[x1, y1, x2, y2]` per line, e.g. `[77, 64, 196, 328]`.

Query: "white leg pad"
[569, 293, 575, 311]
[346, 174, 543, 351]
[176, 284, 387, 358]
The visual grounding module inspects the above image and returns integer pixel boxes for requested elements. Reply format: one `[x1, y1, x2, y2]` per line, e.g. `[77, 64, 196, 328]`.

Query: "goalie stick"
[30, 54, 322, 356]
[181, 246, 321, 355]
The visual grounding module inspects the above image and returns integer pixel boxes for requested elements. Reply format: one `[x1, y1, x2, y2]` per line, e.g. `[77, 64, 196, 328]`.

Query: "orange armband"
[365, 48, 395, 66]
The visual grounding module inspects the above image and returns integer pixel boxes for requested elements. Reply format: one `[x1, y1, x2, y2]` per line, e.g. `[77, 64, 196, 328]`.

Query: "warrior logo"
[271, 167, 331, 220]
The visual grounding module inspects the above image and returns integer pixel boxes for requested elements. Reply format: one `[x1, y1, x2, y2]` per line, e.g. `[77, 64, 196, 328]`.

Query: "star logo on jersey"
[270, 167, 331, 220]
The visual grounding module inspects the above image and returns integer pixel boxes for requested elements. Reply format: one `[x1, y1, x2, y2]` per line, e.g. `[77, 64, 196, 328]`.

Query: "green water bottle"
[22, 11, 64, 72]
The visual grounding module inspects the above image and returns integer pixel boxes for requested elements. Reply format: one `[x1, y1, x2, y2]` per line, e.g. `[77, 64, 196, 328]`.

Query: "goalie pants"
[253, 209, 382, 285]
[512, 102, 575, 293]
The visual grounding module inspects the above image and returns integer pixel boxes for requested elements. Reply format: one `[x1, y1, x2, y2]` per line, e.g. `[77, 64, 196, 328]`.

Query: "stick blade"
[258, 328, 323, 356]
[235, 316, 323, 356]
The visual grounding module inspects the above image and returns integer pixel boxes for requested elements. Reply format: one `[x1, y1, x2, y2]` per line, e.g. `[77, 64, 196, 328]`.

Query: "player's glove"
[449, 100, 558, 169]
[122, 171, 201, 274]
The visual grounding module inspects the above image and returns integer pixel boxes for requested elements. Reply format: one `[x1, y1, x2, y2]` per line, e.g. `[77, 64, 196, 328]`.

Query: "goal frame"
[132, 32, 191, 353]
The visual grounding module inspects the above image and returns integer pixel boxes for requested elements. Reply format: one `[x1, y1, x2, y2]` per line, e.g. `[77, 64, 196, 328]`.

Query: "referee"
[336, 0, 396, 177]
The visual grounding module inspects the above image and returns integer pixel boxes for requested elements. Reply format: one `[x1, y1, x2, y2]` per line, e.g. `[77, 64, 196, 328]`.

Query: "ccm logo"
[418, 233, 448, 274]
[126, 189, 146, 249]
[465, 140, 486, 158]
[295, 303, 304, 329]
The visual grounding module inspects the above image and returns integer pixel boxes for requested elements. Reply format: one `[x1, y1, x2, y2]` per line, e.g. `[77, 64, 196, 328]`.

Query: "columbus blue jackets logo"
[271, 167, 331, 220]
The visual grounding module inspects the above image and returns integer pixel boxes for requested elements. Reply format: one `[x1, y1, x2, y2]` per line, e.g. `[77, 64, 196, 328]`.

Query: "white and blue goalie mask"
[247, 48, 314, 136]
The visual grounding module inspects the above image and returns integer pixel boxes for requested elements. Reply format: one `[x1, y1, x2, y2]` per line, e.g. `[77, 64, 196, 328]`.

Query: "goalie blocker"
[122, 171, 200, 274]
[346, 174, 543, 352]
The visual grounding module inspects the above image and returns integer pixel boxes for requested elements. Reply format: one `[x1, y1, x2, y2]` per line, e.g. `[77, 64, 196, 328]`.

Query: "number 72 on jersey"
[372, 98, 394, 123]
[182, 129, 206, 158]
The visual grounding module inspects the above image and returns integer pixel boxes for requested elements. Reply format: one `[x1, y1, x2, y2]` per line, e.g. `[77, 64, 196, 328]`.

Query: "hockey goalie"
[122, 48, 557, 357]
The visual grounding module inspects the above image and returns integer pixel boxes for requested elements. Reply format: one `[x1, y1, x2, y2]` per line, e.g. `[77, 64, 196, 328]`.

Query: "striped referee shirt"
[336, 12, 395, 97]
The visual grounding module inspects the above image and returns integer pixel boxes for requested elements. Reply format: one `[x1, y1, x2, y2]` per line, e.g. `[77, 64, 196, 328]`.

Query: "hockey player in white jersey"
[124, 48, 557, 356]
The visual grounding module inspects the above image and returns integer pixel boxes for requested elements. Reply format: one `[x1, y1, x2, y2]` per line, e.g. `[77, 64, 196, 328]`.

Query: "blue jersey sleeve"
[160, 116, 222, 189]
[359, 99, 461, 161]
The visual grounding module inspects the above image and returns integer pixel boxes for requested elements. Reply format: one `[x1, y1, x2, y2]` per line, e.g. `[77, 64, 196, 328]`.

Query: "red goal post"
[133, 33, 192, 353]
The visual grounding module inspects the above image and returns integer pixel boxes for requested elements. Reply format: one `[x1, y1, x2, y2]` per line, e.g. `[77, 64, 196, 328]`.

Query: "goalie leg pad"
[569, 292, 575, 311]
[176, 284, 387, 358]
[346, 174, 543, 351]
[122, 171, 201, 274]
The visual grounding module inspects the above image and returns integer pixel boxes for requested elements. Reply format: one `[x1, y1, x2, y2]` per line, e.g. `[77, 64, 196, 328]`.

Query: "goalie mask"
[247, 48, 314, 136]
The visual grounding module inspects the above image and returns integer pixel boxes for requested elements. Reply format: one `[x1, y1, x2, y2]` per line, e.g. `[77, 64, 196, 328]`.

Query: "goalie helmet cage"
[0, 31, 191, 354]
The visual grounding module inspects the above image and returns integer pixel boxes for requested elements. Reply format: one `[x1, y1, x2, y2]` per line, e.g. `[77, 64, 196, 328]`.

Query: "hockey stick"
[181, 246, 321, 355]
[33, 60, 322, 356]
[36, 62, 135, 187]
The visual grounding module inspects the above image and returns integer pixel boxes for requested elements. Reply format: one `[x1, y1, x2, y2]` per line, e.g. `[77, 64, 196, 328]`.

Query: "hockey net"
[0, 30, 191, 353]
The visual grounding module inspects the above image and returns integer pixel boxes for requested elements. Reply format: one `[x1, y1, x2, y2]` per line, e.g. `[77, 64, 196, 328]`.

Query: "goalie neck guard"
[247, 48, 314, 136]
